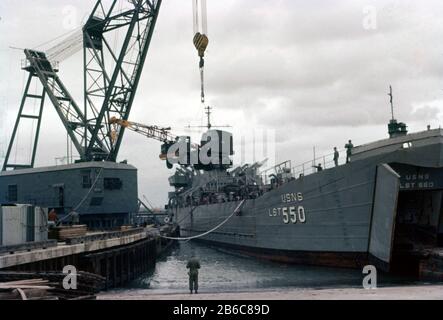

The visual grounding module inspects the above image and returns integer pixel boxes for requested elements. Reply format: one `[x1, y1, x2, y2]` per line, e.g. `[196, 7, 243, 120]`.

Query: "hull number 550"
[268, 206, 306, 224]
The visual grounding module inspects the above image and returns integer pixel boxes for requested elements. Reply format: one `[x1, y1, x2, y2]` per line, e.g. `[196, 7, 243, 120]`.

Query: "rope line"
[160, 200, 245, 241]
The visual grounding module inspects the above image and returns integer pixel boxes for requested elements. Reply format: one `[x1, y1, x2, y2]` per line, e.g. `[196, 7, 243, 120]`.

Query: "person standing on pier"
[187, 256, 201, 294]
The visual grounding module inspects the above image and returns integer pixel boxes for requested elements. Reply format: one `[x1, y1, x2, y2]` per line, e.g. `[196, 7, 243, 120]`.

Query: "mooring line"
[160, 200, 245, 241]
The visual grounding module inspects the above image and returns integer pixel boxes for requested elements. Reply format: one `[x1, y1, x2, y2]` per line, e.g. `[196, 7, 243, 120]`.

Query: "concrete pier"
[0, 225, 178, 289]
[98, 285, 443, 300]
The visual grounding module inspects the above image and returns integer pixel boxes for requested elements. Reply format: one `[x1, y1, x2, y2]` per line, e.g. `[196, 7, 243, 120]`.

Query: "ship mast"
[387, 85, 408, 138]
[388, 85, 395, 121]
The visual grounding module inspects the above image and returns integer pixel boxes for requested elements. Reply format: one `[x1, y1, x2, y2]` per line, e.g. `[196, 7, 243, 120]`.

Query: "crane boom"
[110, 117, 200, 167]
[2, 0, 162, 171]
[84, 0, 163, 161]
[110, 117, 175, 144]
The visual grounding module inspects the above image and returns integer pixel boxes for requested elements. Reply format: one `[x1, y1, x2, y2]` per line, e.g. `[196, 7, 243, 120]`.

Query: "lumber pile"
[0, 279, 54, 300]
[0, 279, 51, 300]
[0, 271, 105, 300]
[49, 225, 87, 241]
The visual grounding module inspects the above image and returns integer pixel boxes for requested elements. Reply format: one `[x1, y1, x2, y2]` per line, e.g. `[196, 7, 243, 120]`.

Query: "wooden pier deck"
[0, 225, 178, 289]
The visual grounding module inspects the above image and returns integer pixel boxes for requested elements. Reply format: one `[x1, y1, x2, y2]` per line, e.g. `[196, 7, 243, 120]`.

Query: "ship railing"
[259, 160, 292, 186]
[291, 148, 348, 178]
[260, 148, 348, 185]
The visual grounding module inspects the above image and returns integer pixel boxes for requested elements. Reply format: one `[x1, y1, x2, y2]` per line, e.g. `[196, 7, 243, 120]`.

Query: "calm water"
[108, 241, 421, 295]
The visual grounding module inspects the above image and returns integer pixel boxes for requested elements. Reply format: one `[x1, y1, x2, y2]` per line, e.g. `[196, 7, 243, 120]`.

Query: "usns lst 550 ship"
[166, 115, 443, 275]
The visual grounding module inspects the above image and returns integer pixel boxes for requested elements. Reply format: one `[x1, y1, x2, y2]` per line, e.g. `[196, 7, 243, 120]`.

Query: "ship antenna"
[185, 105, 231, 131]
[388, 85, 395, 121]
[386, 85, 408, 138]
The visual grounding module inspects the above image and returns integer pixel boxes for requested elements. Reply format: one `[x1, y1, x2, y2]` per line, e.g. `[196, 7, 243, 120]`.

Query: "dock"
[0, 225, 178, 290]
[98, 285, 443, 300]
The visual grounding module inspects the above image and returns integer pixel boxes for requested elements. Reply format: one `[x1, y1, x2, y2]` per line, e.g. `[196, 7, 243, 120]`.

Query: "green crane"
[3, 0, 163, 171]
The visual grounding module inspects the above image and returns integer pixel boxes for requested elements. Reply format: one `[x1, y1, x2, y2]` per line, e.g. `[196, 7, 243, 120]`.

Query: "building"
[0, 162, 138, 229]
[0, 204, 48, 246]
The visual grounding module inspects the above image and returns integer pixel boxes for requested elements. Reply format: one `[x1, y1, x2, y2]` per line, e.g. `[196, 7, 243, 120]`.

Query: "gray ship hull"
[174, 129, 443, 272]
[176, 163, 376, 268]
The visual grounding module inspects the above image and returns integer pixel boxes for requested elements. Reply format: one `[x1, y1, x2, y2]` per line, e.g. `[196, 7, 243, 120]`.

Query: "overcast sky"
[1, 0, 443, 206]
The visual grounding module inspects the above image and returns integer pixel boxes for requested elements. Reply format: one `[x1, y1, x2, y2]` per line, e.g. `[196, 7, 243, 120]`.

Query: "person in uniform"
[333, 147, 339, 167]
[71, 211, 80, 225]
[186, 256, 201, 294]
[345, 140, 354, 163]
[314, 164, 323, 172]
[48, 209, 58, 229]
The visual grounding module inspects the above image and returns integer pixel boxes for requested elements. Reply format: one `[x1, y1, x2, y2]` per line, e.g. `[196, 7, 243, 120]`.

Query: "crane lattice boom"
[2, 0, 162, 171]
[110, 117, 175, 144]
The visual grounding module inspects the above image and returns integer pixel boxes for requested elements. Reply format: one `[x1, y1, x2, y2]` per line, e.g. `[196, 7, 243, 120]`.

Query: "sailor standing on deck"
[345, 140, 354, 163]
[187, 256, 201, 294]
[333, 147, 339, 167]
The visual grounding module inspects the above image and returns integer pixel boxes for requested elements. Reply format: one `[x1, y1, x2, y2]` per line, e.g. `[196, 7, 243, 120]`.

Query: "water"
[112, 241, 419, 295]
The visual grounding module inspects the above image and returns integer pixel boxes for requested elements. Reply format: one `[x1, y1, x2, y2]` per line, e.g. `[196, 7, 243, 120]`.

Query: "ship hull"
[173, 130, 443, 272]
[196, 239, 369, 268]
[175, 160, 376, 268]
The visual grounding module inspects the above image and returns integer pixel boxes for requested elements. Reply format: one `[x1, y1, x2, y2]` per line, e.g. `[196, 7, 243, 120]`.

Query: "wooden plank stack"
[0, 271, 105, 300]
[0, 279, 54, 300]
[49, 225, 88, 241]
